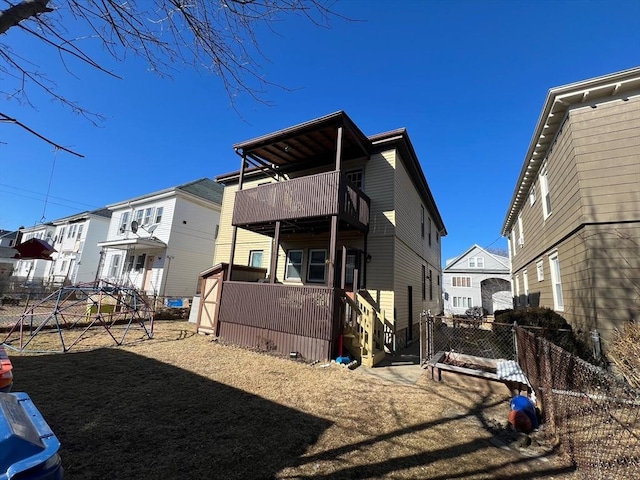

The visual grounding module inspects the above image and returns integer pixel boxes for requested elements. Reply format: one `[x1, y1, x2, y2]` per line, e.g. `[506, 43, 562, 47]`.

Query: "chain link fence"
[516, 327, 639, 479]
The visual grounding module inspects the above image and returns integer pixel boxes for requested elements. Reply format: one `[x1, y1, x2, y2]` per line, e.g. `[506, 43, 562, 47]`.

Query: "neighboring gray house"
[442, 244, 511, 316]
[0, 230, 20, 280]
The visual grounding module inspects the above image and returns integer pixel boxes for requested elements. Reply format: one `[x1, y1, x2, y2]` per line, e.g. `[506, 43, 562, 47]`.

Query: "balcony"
[232, 171, 370, 235]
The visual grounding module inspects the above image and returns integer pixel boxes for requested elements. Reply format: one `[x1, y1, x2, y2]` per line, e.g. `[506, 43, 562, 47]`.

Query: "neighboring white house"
[442, 244, 511, 316]
[13, 224, 57, 282]
[0, 230, 20, 280]
[47, 208, 112, 284]
[97, 178, 223, 299]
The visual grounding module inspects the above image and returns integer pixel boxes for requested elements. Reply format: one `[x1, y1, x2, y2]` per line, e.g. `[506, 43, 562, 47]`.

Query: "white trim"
[285, 249, 303, 281]
[306, 249, 327, 283]
[549, 252, 564, 311]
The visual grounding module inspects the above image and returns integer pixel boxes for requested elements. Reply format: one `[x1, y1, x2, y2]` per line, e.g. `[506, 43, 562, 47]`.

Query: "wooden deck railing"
[232, 171, 369, 231]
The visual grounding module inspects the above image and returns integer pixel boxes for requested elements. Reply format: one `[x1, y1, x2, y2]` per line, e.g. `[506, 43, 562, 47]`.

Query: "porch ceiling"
[232, 111, 371, 172]
[97, 237, 167, 252]
[237, 217, 366, 237]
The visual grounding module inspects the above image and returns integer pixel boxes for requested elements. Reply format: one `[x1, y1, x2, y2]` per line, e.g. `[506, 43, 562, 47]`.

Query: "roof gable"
[444, 244, 509, 272]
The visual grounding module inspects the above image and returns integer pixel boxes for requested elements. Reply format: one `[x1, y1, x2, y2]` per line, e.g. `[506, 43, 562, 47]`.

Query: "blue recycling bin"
[0, 393, 63, 480]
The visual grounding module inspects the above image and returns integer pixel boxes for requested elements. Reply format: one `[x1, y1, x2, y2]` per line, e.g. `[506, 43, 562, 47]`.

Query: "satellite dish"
[130, 221, 139, 234]
[146, 224, 158, 235]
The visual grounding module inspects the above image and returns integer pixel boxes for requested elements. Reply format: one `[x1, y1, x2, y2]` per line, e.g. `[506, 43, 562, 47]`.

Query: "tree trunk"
[0, 0, 52, 35]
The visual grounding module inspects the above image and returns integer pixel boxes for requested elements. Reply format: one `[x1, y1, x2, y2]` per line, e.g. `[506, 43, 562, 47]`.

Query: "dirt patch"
[7, 321, 578, 479]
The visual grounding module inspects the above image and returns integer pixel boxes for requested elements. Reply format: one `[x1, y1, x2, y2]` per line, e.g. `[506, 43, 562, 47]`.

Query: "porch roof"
[97, 237, 167, 252]
[220, 111, 371, 181]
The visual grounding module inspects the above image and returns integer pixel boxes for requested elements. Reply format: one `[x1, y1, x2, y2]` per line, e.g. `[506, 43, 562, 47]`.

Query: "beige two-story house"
[502, 67, 640, 349]
[210, 111, 446, 363]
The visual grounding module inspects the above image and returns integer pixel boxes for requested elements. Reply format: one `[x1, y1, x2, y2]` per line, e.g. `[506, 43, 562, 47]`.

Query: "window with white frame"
[536, 261, 544, 281]
[68, 225, 76, 238]
[143, 208, 153, 225]
[539, 164, 552, 218]
[285, 250, 303, 281]
[109, 255, 121, 278]
[452, 297, 472, 308]
[452, 276, 471, 287]
[135, 254, 147, 272]
[422, 265, 426, 300]
[468, 257, 484, 268]
[155, 207, 164, 224]
[120, 212, 130, 233]
[549, 253, 564, 310]
[515, 274, 520, 306]
[529, 184, 536, 205]
[76, 224, 84, 240]
[249, 250, 263, 268]
[511, 230, 517, 256]
[428, 218, 432, 246]
[307, 249, 327, 283]
[421, 205, 425, 238]
[523, 269, 529, 306]
[517, 214, 524, 246]
[429, 269, 433, 300]
[134, 209, 144, 225]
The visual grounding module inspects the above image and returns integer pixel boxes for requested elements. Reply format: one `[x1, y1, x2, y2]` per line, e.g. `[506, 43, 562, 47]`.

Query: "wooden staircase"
[342, 291, 386, 367]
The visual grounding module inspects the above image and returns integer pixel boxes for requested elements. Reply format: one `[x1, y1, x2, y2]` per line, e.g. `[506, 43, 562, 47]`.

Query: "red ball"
[509, 410, 533, 433]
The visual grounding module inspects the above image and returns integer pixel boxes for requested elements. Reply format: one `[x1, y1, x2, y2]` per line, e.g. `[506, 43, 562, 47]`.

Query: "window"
[452, 276, 471, 287]
[429, 269, 433, 301]
[437, 274, 440, 286]
[511, 231, 517, 256]
[143, 208, 153, 225]
[120, 212, 130, 232]
[468, 257, 484, 268]
[155, 207, 164, 224]
[428, 218, 432, 246]
[523, 269, 529, 306]
[249, 250, 263, 268]
[539, 164, 552, 218]
[76, 224, 84, 240]
[422, 265, 426, 300]
[517, 214, 524, 246]
[345, 170, 363, 189]
[436, 231, 440, 243]
[125, 255, 135, 272]
[421, 206, 425, 238]
[307, 249, 327, 283]
[285, 250, 303, 281]
[134, 209, 144, 225]
[529, 184, 536, 205]
[515, 274, 520, 306]
[453, 297, 472, 308]
[59, 260, 67, 273]
[536, 261, 544, 281]
[135, 254, 147, 272]
[109, 255, 121, 278]
[214, 225, 219, 239]
[68, 225, 76, 238]
[549, 253, 564, 310]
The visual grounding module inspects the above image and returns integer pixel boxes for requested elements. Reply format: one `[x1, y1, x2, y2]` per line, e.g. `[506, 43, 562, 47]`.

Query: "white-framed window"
[422, 265, 426, 300]
[428, 218, 432, 246]
[249, 250, 263, 268]
[345, 169, 363, 189]
[120, 212, 130, 233]
[515, 274, 520, 306]
[76, 224, 84, 240]
[307, 249, 327, 283]
[536, 261, 544, 281]
[285, 250, 303, 281]
[135, 254, 147, 272]
[453, 297, 472, 308]
[68, 225, 76, 238]
[126, 255, 135, 272]
[529, 184, 536, 205]
[143, 208, 153, 226]
[549, 253, 564, 310]
[421, 205, 425, 238]
[539, 164, 552, 219]
[523, 269, 529, 306]
[452, 276, 471, 287]
[155, 207, 164, 224]
[468, 257, 484, 268]
[109, 255, 121, 278]
[517, 214, 524, 246]
[134, 209, 144, 225]
[511, 230, 517, 256]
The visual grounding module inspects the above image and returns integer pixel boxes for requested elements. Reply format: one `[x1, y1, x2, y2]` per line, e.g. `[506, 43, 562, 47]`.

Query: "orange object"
[0, 346, 13, 392]
[508, 410, 532, 433]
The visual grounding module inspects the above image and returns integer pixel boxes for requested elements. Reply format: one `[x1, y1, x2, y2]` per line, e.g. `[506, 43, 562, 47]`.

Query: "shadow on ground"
[11, 348, 332, 480]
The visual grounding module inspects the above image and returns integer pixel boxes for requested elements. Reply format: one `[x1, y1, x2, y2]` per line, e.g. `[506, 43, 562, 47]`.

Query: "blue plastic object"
[0, 393, 63, 480]
[510, 394, 539, 430]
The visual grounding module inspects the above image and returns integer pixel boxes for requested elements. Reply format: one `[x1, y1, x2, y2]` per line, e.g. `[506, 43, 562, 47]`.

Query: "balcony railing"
[232, 171, 369, 231]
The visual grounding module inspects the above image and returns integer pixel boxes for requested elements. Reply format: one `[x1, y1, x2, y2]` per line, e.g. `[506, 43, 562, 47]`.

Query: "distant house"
[47, 209, 112, 284]
[13, 224, 57, 282]
[501, 67, 640, 349]
[210, 111, 446, 363]
[442, 245, 511, 316]
[98, 178, 223, 299]
[0, 230, 20, 280]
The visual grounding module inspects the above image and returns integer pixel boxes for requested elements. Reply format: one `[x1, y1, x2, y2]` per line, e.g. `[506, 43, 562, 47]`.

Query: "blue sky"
[1, 0, 638, 265]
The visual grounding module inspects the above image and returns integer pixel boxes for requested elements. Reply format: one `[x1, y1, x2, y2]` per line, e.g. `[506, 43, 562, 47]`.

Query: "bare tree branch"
[0, 0, 51, 34]
[0, 111, 84, 157]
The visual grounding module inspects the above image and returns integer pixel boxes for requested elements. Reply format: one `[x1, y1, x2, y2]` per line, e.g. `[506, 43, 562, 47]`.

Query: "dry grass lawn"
[6, 320, 579, 479]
